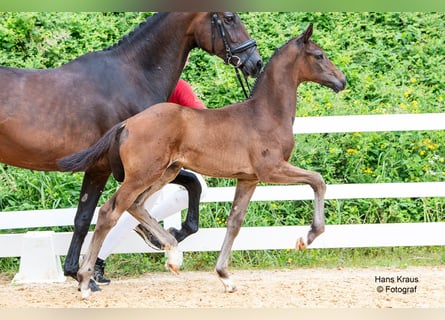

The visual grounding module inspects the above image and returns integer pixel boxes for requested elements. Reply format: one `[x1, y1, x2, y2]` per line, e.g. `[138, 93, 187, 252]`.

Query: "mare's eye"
[315, 53, 324, 60]
[224, 14, 235, 24]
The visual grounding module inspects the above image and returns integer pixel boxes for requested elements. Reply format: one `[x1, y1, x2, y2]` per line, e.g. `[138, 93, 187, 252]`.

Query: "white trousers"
[98, 172, 207, 260]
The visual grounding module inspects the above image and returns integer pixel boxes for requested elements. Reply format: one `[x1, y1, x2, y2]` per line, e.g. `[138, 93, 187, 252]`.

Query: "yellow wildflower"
[346, 148, 358, 155]
[404, 87, 413, 97]
[361, 167, 373, 174]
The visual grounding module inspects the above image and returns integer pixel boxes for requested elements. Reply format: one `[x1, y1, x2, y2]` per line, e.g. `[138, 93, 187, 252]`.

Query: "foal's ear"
[296, 23, 313, 46]
[302, 23, 313, 43]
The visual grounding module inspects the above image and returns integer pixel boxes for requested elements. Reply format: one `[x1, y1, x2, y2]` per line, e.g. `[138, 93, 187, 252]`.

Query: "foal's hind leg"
[77, 191, 130, 299]
[77, 175, 180, 299]
[128, 164, 183, 271]
[133, 166, 201, 247]
[127, 198, 180, 274]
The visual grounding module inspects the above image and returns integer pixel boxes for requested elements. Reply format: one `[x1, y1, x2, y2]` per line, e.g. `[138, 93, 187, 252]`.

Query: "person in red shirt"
[169, 78, 206, 109]
[93, 65, 208, 285]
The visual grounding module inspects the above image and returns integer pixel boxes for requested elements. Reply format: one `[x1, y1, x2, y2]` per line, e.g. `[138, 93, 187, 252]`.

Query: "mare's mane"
[104, 12, 170, 52]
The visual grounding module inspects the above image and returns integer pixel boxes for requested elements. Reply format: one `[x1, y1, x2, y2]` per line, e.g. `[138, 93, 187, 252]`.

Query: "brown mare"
[0, 12, 262, 290]
[58, 23, 346, 298]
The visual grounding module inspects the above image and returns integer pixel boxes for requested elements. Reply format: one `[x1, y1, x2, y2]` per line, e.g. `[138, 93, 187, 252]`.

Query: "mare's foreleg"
[64, 170, 109, 285]
[261, 161, 326, 248]
[167, 170, 203, 241]
[215, 179, 258, 293]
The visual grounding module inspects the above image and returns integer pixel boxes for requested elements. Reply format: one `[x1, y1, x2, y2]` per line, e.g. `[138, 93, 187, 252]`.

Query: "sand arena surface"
[0, 266, 444, 308]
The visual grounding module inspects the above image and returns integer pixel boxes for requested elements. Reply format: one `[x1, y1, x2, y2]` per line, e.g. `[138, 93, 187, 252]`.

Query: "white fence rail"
[0, 113, 444, 282]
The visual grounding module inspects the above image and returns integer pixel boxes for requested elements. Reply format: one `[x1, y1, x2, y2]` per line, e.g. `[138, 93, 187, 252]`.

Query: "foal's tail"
[57, 122, 125, 173]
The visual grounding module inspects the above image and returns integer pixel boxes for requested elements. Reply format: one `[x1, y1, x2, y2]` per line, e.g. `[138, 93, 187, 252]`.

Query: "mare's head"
[192, 12, 262, 78]
[292, 23, 346, 92]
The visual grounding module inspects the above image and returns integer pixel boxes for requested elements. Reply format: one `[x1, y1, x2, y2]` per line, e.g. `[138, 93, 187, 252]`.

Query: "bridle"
[211, 12, 258, 99]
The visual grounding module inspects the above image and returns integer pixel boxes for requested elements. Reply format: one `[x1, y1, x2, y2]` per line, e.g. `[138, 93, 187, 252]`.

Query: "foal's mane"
[104, 12, 170, 51]
[249, 34, 303, 97]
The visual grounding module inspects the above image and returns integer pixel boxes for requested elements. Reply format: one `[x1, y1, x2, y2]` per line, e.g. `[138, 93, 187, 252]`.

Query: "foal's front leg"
[215, 179, 258, 293]
[261, 161, 326, 249]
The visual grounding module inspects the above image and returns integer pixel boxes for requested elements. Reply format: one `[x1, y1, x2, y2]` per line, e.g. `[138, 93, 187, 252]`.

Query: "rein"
[211, 13, 257, 99]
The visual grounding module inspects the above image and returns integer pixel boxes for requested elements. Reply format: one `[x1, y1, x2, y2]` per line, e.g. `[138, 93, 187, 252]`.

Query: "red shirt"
[168, 79, 206, 109]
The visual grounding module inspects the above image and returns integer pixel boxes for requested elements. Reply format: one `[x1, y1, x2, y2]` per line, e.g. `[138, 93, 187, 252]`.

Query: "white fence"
[1, 113, 444, 282]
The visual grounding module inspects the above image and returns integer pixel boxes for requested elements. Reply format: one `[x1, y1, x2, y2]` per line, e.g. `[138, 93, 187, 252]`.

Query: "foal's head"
[293, 23, 346, 92]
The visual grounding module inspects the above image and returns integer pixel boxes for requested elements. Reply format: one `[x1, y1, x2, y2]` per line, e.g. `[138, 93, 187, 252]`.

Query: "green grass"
[0, 12, 444, 276]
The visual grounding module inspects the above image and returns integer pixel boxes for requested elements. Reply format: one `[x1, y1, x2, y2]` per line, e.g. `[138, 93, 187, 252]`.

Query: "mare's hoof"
[166, 227, 180, 239]
[134, 224, 162, 250]
[77, 279, 101, 292]
[65, 270, 78, 280]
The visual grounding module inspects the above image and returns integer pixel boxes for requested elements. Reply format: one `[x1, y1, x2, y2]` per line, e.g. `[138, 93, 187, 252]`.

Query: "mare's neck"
[111, 13, 198, 100]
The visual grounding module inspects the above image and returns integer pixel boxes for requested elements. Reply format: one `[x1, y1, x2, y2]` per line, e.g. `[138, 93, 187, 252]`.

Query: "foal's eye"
[315, 53, 324, 60]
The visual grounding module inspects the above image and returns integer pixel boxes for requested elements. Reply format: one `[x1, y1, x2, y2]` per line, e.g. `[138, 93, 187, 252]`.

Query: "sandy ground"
[0, 266, 444, 308]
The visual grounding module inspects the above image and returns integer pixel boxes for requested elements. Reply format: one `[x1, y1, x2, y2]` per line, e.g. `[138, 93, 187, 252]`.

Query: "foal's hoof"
[219, 277, 237, 293]
[165, 246, 181, 275]
[134, 224, 162, 250]
[295, 237, 307, 251]
[81, 288, 92, 300]
[166, 262, 180, 275]
[78, 281, 96, 300]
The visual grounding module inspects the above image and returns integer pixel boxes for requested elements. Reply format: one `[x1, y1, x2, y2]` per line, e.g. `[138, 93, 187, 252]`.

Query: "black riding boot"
[93, 257, 111, 285]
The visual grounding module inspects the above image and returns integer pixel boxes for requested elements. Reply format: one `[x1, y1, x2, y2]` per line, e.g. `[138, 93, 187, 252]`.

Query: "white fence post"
[12, 231, 66, 284]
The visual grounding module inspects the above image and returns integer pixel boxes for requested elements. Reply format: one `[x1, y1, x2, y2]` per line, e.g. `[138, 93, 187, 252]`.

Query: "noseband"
[211, 13, 257, 98]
